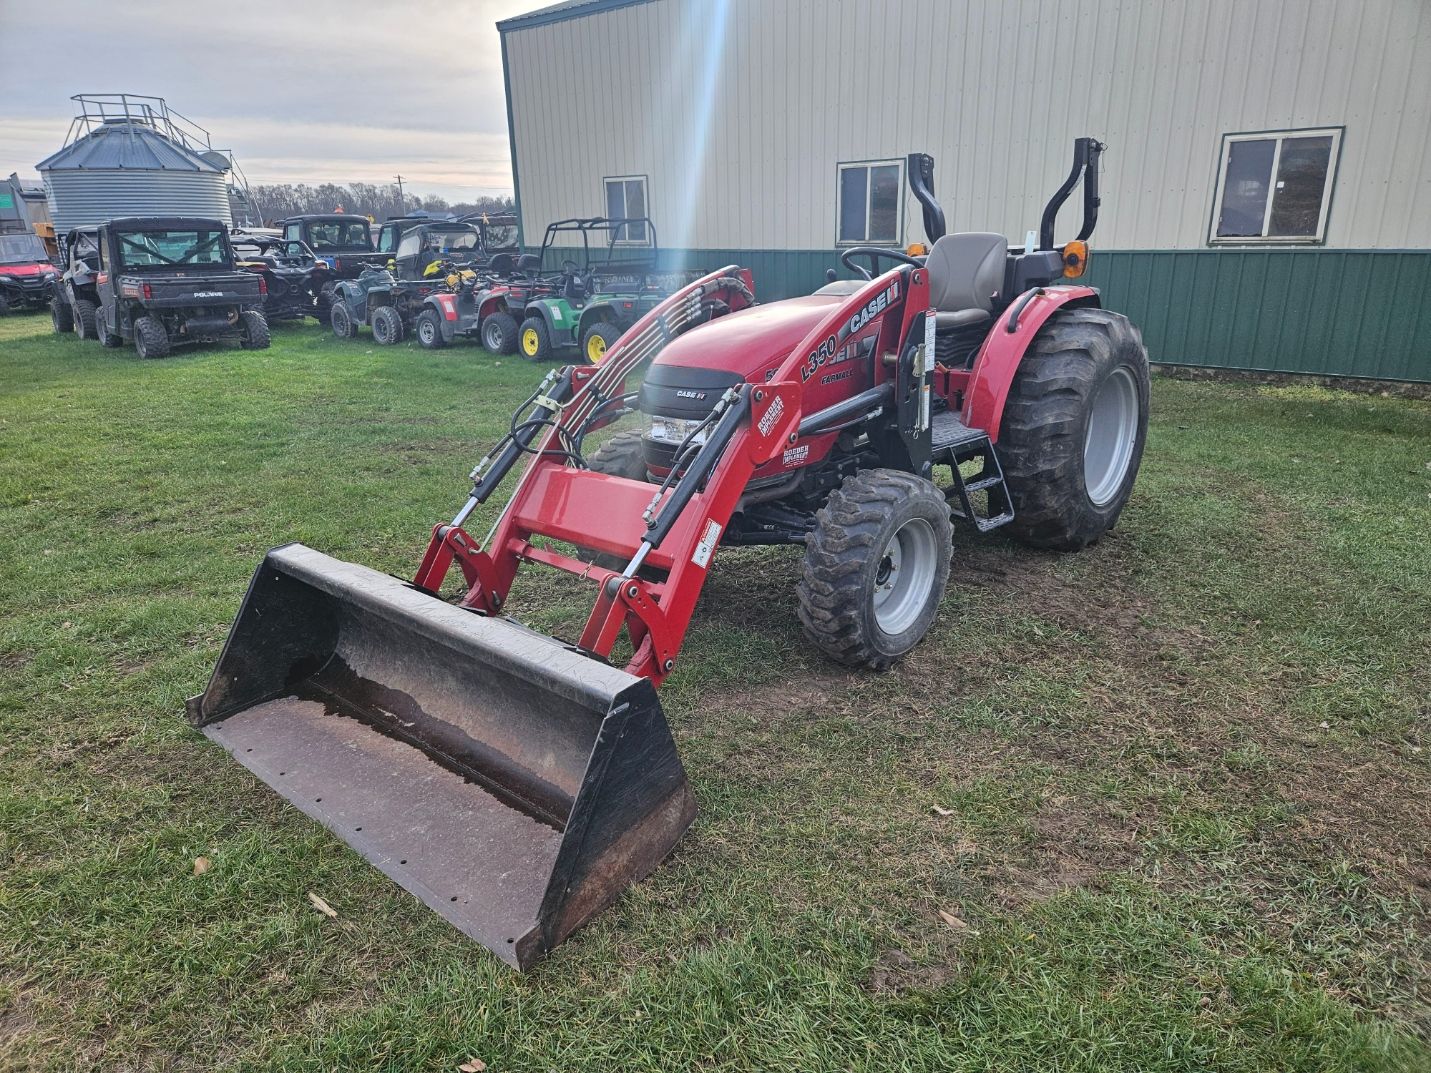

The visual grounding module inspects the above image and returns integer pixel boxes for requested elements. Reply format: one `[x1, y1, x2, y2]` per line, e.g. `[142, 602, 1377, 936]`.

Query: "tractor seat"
[925, 232, 1007, 331]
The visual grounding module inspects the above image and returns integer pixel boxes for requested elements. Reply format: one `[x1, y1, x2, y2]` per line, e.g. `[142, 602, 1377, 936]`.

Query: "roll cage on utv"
[51, 217, 269, 357]
[515, 216, 690, 364]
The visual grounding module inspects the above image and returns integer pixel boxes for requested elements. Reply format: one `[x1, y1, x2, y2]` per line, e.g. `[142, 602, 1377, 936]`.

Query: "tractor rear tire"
[481, 311, 518, 355]
[998, 307, 1149, 551]
[371, 305, 404, 345]
[416, 308, 446, 349]
[239, 310, 271, 349]
[51, 298, 73, 334]
[330, 301, 357, 339]
[133, 316, 170, 359]
[581, 320, 621, 364]
[74, 299, 97, 341]
[798, 468, 952, 670]
[518, 316, 553, 362]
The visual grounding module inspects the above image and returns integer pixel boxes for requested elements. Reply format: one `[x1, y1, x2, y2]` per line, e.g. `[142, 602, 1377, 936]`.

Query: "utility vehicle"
[514, 216, 695, 363]
[0, 231, 59, 315]
[51, 217, 268, 357]
[194, 139, 1148, 969]
[233, 236, 330, 322]
[278, 214, 384, 321]
[329, 222, 481, 344]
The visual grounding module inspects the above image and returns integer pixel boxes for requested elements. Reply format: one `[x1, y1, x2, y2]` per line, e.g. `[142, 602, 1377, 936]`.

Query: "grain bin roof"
[36, 120, 225, 173]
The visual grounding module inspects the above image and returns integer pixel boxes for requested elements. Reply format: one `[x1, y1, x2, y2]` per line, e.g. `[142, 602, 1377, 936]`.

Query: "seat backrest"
[926, 232, 1007, 313]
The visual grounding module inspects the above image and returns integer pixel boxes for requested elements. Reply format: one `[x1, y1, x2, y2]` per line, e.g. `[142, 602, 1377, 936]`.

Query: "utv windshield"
[115, 229, 230, 269]
[0, 233, 49, 264]
[424, 229, 479, 253]
[481, 223, 518, 250]
[305, 219, 372, 251]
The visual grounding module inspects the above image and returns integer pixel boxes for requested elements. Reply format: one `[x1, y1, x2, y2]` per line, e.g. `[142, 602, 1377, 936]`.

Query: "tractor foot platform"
[931, 412, 1015, 532]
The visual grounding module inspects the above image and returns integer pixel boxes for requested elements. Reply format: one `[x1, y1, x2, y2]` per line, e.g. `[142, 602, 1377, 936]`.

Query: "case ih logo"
[801, 278, 899, 382]
[675, 389, 708, 400]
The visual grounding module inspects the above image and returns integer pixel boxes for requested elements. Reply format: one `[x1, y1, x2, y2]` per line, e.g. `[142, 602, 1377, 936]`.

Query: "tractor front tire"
[51, 297, 73, 333]
[239, 309, 271, 350]
[416, 308, 446, 349]
[798, 468, 952, 670]
[998, 308, 1150, 551]
[481, 311, 518, 355]
[330, 301, 357, 339]
[581, 320, 621, 364]
[518, 316, 552, 362]
[74, 299, 98, 341]
[371, 305, 404, 345]
[133, 315, 170, 359]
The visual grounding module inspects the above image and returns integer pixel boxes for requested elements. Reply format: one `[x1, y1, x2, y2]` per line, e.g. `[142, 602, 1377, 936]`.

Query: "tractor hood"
[640, 294, 845, 419]
[654, 294, 842, 382]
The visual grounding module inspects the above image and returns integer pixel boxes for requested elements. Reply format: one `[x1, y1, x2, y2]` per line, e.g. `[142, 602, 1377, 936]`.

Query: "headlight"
[646, 415, 709, 447]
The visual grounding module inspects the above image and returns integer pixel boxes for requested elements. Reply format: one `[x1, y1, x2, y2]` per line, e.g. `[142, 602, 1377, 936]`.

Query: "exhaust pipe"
[188, 544, 695, 968]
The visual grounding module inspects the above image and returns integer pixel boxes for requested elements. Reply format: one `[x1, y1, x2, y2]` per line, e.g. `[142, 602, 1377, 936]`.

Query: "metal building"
[498, 0, 1431, 381]
[36, 95, 235, 234]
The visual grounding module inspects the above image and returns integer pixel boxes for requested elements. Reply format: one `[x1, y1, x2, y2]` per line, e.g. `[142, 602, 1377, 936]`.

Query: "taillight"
[142, 282, 152, 300]
[258, 276, 267, 296]
[621, 301, 634, 310]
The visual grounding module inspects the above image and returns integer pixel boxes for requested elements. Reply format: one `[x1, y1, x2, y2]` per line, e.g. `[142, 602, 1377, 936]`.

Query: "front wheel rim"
[586, 334, 606, 362]
[521, 328, 539, 356]
[420, 319, 435, 344]
[872, 517, 939, 635]
[1084, 366, 1139, 507]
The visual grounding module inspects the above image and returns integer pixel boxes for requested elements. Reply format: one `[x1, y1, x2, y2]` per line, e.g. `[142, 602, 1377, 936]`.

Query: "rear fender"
[426, 292, 460, 340]
[961, 285, 1100, 441]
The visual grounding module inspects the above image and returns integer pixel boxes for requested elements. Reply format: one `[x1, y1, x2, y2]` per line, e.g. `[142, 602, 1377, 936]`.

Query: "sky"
[0, 0, 537, 200]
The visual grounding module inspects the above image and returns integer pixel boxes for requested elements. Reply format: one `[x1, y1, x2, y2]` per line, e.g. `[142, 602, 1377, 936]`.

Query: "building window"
[837, 160, 903, 245]
[1210, 128, 1342, 244]
[604, 175, 649, 244]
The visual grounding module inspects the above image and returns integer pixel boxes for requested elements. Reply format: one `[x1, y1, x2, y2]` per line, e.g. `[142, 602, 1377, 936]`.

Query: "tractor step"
[931, 413, 1014, 532]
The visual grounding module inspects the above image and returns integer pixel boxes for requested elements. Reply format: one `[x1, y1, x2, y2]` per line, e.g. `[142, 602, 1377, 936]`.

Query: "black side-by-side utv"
[51, 217, 269, 357]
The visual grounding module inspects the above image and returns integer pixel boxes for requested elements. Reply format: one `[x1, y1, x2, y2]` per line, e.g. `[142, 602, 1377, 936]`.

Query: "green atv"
[515, 216, 698, 364]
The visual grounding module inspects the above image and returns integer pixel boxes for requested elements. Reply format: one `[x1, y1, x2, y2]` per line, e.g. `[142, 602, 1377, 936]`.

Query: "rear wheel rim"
[521, 327, 539, 356]
[586, 333, 606, 362]
[483, 322, 500, 349]
[872, 517, 938, 635]
[1084, 366, 1139, 507]
[420, 318, 435, 344]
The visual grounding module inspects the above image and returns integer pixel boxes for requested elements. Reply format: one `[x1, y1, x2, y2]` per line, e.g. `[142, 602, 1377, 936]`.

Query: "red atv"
[192, 139, 1149, 969]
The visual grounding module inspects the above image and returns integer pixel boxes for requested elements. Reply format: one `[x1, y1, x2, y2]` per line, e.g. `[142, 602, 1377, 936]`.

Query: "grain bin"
[36, 95, 237, 233]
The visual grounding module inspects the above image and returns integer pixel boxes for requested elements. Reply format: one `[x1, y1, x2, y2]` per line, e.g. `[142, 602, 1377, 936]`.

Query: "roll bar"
[1038, 137, 1104, 250]
[906, 153, 946, 242]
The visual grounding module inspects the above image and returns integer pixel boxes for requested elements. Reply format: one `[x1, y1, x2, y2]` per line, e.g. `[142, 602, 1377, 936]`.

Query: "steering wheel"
[839, 245, 924, 281]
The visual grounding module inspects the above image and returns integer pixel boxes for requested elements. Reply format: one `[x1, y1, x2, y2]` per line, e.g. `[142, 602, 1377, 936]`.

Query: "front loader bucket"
[187, 543, 696, 969]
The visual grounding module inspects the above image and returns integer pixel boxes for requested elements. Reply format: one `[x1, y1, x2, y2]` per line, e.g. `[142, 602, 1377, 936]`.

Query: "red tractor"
[191, 139, 1148, 969]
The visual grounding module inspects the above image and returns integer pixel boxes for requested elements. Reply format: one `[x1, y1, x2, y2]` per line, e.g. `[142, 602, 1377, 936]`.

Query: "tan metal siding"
[504, 0, 1431, 251]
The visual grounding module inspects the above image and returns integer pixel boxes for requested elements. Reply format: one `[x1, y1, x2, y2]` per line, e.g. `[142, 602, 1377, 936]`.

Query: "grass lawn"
[1, 311, 1428, 1072]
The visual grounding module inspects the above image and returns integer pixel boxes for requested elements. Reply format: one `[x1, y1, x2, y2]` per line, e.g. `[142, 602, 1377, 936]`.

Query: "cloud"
[0, 0, 534, 198]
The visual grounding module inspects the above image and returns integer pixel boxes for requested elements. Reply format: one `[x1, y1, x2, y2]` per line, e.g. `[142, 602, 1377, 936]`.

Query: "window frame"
[835, 158, 905, 247]
[602, 174, 651, 246]
[1207, 126, 1343, 246]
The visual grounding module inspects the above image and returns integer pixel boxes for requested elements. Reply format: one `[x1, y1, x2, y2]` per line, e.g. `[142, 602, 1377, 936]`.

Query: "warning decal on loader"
[692, 519, 722, 568]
